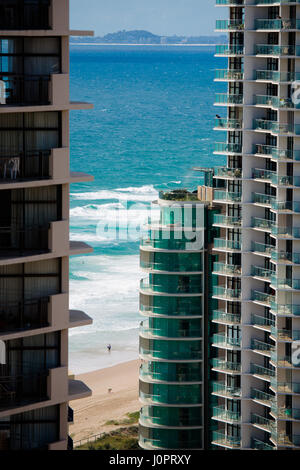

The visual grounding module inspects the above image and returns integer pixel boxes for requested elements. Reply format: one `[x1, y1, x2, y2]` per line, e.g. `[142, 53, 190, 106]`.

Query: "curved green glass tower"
[139, 189, 217, 450]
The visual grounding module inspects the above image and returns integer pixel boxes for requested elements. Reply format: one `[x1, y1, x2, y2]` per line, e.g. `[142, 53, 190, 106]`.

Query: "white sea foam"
[70, 184, 158, 202]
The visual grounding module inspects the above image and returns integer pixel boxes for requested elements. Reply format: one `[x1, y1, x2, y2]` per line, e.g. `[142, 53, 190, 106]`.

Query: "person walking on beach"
[107, 344, 112, 353]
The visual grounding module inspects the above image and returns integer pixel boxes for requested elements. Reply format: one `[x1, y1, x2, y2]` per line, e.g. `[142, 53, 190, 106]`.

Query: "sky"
[70, 0, 219, 37]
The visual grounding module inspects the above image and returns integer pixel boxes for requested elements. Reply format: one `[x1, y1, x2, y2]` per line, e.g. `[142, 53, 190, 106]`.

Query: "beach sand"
[70, 359, 141, 442]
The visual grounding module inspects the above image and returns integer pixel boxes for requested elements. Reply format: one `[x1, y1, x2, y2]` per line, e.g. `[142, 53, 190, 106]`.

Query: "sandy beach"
[70, 359, 141, 443]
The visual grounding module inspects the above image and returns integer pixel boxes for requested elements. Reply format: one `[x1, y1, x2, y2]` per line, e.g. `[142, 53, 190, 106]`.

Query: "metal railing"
[0, 151, 50, 181]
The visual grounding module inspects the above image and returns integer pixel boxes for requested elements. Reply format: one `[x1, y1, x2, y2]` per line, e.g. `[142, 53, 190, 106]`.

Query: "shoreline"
[70, 359, 141, 442]
[70, 43, 217, 47]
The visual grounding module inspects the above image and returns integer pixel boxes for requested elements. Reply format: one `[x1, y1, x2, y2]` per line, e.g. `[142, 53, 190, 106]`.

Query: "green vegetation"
[104, 411, 139, 427]
[76, 426, 139, 451]
[160, 189, 199, 201]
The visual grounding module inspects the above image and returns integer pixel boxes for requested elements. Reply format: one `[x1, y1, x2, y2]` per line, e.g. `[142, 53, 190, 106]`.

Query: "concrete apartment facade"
[0, 0, 93, 450]
[212, 0, 300, 450]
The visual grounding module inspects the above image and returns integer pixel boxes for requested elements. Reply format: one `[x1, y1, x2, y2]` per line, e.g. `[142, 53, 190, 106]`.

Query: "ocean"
[68, 45, 226, 374]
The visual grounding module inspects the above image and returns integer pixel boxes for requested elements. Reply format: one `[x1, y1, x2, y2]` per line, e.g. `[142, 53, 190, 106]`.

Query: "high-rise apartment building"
[0, 0, 93, 450]
[138, 188, 219, 450]
[212, 0, 300, 450]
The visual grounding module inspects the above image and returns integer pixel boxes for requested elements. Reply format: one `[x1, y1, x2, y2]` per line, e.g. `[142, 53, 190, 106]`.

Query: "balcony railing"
[212, 333, 241, 348]
[213, 214, 241, 227]
[215, 142, 243, 154]
[251, 313, 275, 327]
[215, 93, 243, 105]
[251, 363, 276, 378]
[212, 406, 241, 423]
[255, 44, 300, 56]
[214, 166, 242, 178]
[251, 217, 273, 230]
[214, 190, 242, 203]
[139, 345, 202, 362]
[215, 69, 244, 81]
[252, 168, 275, 181]
[0, 297, 49, 333]
[255, 19, 300, 30]
[254, 119, 300, 135]
[211, 431, 241, 448]
[271, 275, 300, 290]
[215, 45, 244, 55]
[251, 413, 275, 431]
[251, 388, 274, 404]
[255, 94, 295, 109]
[251, 266, 273, 280]
[211, 358, 241, 373]
[0, 1, 50, 30]
[140, 364, 202, 383]
[253, 192, 276, 206]
[252, 241, 273, 255]
[270, 302, 300, 316]
[212, 381, 241, 398]
[213, 286, 241, 300]
[271, 251, 300, 264]
[0, 74, 51, 106]
[270, 379, 300, 394]
[252, 438, 274, 451]
[271, 201, 300, 212]
[0, 371, 48, 411]
[254, 144, 300, 161]
[270, 352, 294, 368]
[255, 70, 300, 83]
[0, 151, 51, 182]
[216, 19, 244, 30]
[271, 326, 300, 341]
[214, 238, 241, 250]
[251, 339, 275, 353]
[212, 310, 241, 324]
[213, 262, 241, 275]
[214, 118, 242, 130]
[252, 290, 274, 305]
[140, 279, 203, 295]
[0, 223, 49, 256]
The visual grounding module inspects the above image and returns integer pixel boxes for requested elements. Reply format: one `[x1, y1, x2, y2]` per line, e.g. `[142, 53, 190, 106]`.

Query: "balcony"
[212, 333, 241, 349]
[139, 296, 203, 319]
[215, 142, 242, 154]
[252, 438, 274, 451]
[0, 370, 48, 412]
[140, 321, 202, 340]
[255, 70, 300, 83]
[140, 257, 203, 273]
[254, 144, 300, 161]
[271, 433, 300, 448]
[254, 95, 295, 110]
[0, 74, 51, 107]
[0, 297, 49, 334]
[213, 214, 241, 228]
[139, 343, 202, 362]
[213, 262, 241, 276]
[252, 241, 273, 255]
[251, 363, 275, 379]
[140, 406, 203, 428]
[212, 406, 241, 424]
[271, 327, 300, 341]
[213, 286, 241, 301]
[270, 379, 300, 394]
[214, 166, 242, 178]
[251, 266, 273, 280]
[0, 224, 49, 258]
[211, 358, 241, 373]
[251, 388, 274, 406]
[141, 237, 198, 251]
[215, 69, 244, 81]
[212, 382, 241, 398]
[254, 119, 300, 135]
[271, 405, 300, 420]
[271, 275, 300, 290]
[140, 386, 202, 406]
[251, 339, 275, 354]
[251, 313, 275, 329]
[252, 168, 275, 181]
[211, 431, 240, 449]
[0, 1, 51, 30]
[140, 278, 203, 295]
[252, 192, 275, 206]
[139, 434, 201, 450]
[212, 310, 241, 324]
[215, 45, 244, 56]
[271, 251, 300, 264]
[216, 19, 244, 31]
[271, 201, 300, 212]
[252, 290, 274, 306]
[215, 93, 243, 105]
[270, 302, 300, 316]
[213, 238, 241, 251]
[251, 413, 275, 432]
[214, 118, 242, 131]
[271, 226, 300, 238]
[270, 353, 294, 368]
[140, 364, 202, 383]
[251, 217, 273, 230]
[214, 190, 242, 203]
[0, 151, 51, 183]
[255, 19, 300, 30]
[255, 44, 300, 56]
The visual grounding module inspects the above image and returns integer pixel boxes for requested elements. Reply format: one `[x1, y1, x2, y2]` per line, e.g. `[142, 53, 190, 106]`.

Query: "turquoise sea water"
[68, 45, 226, 373]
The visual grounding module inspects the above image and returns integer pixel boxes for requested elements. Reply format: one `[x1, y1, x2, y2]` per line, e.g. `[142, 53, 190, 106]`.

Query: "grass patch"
[76, 426, 139, 450]
[104, 411, 139, 427]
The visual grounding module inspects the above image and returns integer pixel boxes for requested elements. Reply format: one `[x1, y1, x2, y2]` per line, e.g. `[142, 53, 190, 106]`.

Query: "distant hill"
[70, 30, 227, 45]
